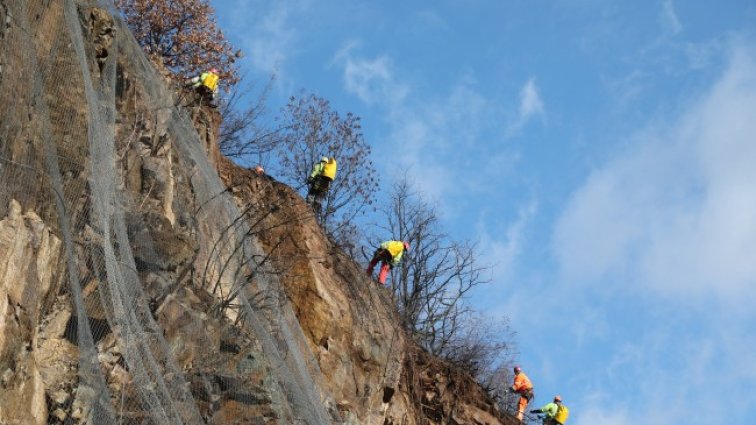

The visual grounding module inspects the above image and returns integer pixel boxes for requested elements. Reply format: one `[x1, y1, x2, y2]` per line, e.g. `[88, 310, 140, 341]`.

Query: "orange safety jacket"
[512, 372, 533, 393]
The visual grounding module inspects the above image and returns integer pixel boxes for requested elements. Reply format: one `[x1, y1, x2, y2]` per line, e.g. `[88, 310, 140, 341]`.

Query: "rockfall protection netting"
[0, 0, 333, 423]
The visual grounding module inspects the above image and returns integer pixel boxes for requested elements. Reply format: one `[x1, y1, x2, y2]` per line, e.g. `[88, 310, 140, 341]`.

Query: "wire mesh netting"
[0, 0, 334, 423]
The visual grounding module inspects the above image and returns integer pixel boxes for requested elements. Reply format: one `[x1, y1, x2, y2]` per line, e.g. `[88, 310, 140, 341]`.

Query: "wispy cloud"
[224, 0, 310, 85]
[506, 77, 545, 137]
[334, 49, 500, 203]
[332, 44, 410, 107]
[554, 43, 756, 304]
[661, 0, 683, 35]
[478, 200, 538, 278]
[568, 321, 745, 425]
[414, 9, 449, 32]
[602, 69, 649, 107]
[520, 77, 545, 120]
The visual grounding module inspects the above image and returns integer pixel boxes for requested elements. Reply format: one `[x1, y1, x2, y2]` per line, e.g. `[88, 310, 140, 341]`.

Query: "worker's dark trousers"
[366, 249, 393, 284]
[195, 86, 216, 105]
[306, 176, 331, 214]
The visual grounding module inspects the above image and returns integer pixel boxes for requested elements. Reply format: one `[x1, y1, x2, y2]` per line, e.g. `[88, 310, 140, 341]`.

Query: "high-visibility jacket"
[310, 158, 337, 181]
[310, 162, 323, 180]
[380, 240, 406, 265]
[537, 402, 558, 419]
[512, 372, 533, 392]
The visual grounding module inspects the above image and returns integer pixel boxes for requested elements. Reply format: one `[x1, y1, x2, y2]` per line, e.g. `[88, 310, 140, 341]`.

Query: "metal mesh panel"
[0, 0, 334, 423]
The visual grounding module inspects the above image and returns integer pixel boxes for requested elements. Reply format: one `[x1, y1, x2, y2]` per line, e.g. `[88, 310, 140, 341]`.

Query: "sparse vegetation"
[115, 0, 241, 85]
[373, 175, 516, 384]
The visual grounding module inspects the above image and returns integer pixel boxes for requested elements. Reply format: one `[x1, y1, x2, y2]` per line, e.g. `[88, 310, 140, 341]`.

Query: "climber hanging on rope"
[366, 240, 409, 285]
[531, 395, 569, 425]
[186, 68, 220, 107]
[509, 365, 535, 422]
[306, 156, 337, 216]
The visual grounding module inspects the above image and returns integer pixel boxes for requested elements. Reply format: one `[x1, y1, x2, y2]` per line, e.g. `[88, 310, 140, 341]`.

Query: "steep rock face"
[0, 1, 516, 424]
[219, 162, 515, 425]
[219, 166, 407, 422]
[0, 200, 60, 425]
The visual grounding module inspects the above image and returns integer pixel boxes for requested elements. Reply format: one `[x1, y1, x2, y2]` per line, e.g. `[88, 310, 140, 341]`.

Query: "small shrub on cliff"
[115, 0, 240, 86]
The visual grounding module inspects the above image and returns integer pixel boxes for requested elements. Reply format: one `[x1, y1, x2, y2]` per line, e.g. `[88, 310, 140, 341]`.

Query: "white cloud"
[226, 0, 309, 84]
[365, 74, 496, 205]
[342, 54, 409, 106]
[661, 0, 682, 35]
[566, 321, 744, 425]
[553, 44, 756, 304]
[529, 45, 756, 420]
[520, 77, 545, 119]
[602, 69, 649, 107]
[478, 200, 537, 277]
[332, 45, 409, 106]
[684, 38, 724, 70]
[506, 77, 545, 137]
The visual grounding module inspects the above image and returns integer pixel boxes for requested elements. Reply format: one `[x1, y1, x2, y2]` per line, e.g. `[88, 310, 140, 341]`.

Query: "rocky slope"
[0, 1, 517, 424]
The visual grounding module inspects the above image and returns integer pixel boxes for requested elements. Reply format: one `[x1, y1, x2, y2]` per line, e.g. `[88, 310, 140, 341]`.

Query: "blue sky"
[213, 1, 756, 423]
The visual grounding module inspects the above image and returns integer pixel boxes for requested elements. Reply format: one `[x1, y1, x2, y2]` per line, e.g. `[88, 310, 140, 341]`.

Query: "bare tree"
[374, 175, 491, 357]
[115, 0, 241, 85]
[218, 74, 284, 162]
[480, 363, 528, 421]
[443, 312, 517, 381]
[273, 92, 379, 247]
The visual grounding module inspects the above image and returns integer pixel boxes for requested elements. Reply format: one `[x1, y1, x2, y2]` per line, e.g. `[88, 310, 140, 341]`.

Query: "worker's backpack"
[202, 73, 219, 91]
[322, 159, 337, 180]
[554, 403, 569, 424]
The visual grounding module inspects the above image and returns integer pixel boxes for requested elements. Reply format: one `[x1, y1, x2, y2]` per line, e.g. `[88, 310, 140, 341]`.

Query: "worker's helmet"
[210, 68, 219, 74]
[554, 395, 562, 403]
[403, 241, 410, 251]
[321, 156, 329, 162]
[513, 366, 521, 373]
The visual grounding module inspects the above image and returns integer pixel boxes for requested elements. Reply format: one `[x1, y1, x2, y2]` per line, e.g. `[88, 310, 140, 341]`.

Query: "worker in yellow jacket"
[187, 68, 220, 105]
[306, 156, 337, 215]
[531, 395, 569, 425]
[366, 240, 409, 284]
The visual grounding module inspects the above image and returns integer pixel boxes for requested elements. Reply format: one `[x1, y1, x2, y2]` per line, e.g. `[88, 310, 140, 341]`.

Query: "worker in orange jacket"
[509, 365, 534, 422]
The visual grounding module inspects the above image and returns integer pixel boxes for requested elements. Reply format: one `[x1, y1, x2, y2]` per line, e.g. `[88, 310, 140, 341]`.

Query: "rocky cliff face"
[0, 1, 516, 424]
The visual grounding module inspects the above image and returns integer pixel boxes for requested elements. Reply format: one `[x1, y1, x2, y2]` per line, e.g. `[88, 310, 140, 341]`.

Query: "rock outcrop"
[0, 200, 60, 425]
[0, 1, 517, 424]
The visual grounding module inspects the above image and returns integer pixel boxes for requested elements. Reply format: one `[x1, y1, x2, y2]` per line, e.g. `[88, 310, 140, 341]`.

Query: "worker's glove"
[306, 177, 313, 184]
[530, 409, 540, 414]
[508, 387, 515, 393]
